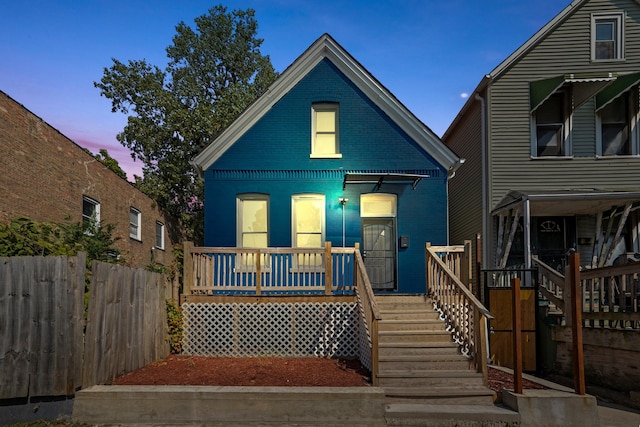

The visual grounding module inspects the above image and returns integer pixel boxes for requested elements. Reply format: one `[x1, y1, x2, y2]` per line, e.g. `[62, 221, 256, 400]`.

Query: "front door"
[362, 218, 397, 290]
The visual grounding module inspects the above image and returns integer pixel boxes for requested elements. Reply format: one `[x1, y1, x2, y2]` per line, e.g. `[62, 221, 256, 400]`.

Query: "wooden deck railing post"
[183, 241, 194, 300]
[478, 312, 489, 386]
[569, 252, 586, 395]
[325, 241, 333, 295]
[371, 317, 379, 386]
[511, 277, 523, 394]
[461, 239, 471, 288]
[255, 249, 261, 296]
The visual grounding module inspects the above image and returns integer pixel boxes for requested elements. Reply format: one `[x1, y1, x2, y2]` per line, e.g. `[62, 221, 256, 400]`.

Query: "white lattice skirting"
[182, 302, 368, 367]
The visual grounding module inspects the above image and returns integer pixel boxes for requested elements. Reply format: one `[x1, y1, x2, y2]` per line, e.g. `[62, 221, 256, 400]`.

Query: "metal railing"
[426, 243, 494, 384]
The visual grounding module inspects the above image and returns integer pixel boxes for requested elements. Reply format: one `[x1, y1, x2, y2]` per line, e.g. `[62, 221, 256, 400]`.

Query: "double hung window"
[130, 208, 141, 240]
[311, 103, 341, 158]
[532, 91, 570, 157]
[592, 13, 624, 61]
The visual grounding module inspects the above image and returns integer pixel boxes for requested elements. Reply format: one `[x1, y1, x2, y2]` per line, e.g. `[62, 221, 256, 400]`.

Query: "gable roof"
[192, 33, 462, 176]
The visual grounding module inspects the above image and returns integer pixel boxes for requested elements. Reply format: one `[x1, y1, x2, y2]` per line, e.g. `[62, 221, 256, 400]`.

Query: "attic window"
[311, 103, 341, 158]
[592, 13, 624, 61]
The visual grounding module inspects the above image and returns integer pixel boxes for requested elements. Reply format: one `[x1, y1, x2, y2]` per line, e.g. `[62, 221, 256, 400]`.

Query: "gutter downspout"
[475, 92, 488, 268]
[447, 159, 466, 245]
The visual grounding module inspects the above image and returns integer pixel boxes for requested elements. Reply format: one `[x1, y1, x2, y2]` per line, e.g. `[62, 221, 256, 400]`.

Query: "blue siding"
[203, 59, 449, 294]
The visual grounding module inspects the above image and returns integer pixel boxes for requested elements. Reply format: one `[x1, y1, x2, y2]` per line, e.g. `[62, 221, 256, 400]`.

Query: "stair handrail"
[426, 243, 493, 384]
[353, 248, 381, 385]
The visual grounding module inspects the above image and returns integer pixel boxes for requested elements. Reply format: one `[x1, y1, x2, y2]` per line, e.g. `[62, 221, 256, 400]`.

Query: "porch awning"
[596, 72, 640, 111]
[492, 189, 640, 217]
[530, 73, 617, 112]
[342, 173, 429, 190]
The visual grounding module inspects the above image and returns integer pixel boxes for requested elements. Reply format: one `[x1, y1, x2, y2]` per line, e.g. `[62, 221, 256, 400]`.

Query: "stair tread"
[384, 387, 494, 397]
[385, 403, 517, 415]
[379, 330, 451, 335]
[379, 354, 467, 361]
[379, 319, 442, 323]
[378, 369, 482, 378]
[379, 341, 458, 348]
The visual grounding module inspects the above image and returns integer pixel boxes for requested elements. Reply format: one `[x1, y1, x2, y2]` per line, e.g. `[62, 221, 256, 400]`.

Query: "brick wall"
[0, 90, 180, 269]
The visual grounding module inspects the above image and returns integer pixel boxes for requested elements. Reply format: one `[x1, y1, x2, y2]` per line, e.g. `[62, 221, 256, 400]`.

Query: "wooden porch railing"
[183, 242, 356, 295]
[426, 243, 494, 384]
[353, 246, 381, 385]
[534, 255, 640, 329]
[182, 242, 381, 383]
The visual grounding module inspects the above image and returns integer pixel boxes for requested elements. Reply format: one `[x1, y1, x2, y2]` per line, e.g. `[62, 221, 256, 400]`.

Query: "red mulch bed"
[111, 355, 547, 391]
[111, 355, 371, 387]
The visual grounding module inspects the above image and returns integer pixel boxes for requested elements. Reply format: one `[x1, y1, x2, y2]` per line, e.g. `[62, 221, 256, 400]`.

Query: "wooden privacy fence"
[0, 254, 170, 400]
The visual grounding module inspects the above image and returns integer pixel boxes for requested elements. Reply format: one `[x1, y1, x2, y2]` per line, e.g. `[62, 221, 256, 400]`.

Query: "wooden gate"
[483, 270, 538, 372]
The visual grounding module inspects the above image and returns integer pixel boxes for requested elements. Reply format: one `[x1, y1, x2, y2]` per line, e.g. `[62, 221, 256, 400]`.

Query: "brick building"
[0, 89, 180, 269]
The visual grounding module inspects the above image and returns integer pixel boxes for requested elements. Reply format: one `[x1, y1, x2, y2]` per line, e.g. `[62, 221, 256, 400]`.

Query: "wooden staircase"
[376, 295, 519, 426]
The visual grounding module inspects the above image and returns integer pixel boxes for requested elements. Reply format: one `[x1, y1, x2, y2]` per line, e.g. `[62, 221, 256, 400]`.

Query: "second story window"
[592, 13, 624, 61]
[311, 103, 341, 158]
[532, 91, 570, 157]
[596, 83, 639, 156]
[130, 208, 141, 240]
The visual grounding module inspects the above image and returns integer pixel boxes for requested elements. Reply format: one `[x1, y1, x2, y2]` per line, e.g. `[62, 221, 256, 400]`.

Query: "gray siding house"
[444, 0, 640, 275]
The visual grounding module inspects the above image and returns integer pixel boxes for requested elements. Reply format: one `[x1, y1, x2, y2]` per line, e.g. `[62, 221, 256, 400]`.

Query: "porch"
[180, 241, 495, 410]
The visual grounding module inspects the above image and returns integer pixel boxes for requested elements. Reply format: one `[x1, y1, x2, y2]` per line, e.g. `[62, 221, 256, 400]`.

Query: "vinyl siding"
[445, 101, 484, 247]
[487, 0, 640, 212]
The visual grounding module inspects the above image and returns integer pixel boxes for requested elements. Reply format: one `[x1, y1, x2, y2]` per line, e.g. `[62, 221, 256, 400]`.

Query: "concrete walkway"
[597, 401, 640, 427]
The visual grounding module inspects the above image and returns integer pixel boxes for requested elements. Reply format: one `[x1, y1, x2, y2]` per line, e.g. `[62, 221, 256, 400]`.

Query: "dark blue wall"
[203, 59, 449, 293]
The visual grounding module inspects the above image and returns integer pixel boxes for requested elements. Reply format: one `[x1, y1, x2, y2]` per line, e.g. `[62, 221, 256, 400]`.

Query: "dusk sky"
[1, 1, 571, 180]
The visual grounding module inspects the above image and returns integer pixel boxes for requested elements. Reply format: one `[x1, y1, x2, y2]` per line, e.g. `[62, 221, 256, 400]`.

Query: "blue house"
[192, 34, 462, 294]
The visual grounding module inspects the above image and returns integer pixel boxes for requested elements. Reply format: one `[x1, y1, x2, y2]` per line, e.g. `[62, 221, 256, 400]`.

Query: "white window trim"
[591, 13, 624, 62]
[236, 194, 270, 248]
[155, 221, 165, 250]
[311, 103, 342, 158]
[291, 194, 326, 272]
[130, 207, 142, 241]
[82, 196, 100, 230]
[530, 90, 573, 158]
[236, 194, 270, 272]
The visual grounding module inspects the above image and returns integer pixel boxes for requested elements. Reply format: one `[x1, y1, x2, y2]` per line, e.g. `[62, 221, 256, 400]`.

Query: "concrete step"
[385, 403, 519, 426]
[378, 343, 460, 357]
[377, 369, 485, 388]
[384, 387, 496, 405]
[378, 319, 446, 331]
[379, 354, 471, 371]
[378, 330, 453, 344]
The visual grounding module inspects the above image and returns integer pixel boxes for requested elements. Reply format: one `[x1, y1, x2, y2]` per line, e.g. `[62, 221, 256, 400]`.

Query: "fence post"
[511, 277, 523, 394]
[325, 241, 333, 295]
[183, 241, 194, 301]
[569, 252, 586, 395]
